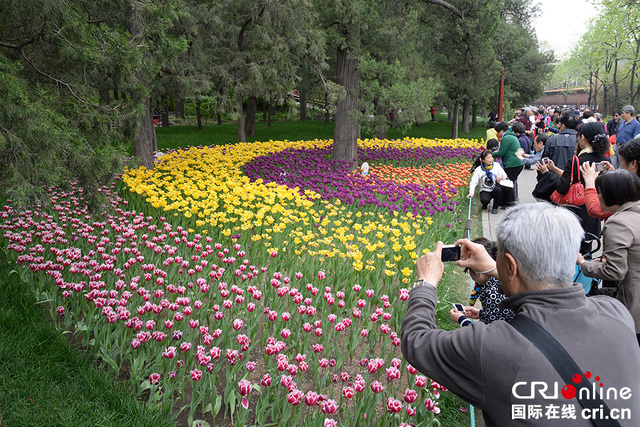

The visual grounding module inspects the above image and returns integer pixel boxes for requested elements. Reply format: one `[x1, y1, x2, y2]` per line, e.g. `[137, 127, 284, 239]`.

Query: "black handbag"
[532, 171, 560, 202]
[511, 315, 622, 427]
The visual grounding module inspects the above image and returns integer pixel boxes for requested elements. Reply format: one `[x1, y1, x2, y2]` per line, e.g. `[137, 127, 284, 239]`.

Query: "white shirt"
[469, 163, 507, 195]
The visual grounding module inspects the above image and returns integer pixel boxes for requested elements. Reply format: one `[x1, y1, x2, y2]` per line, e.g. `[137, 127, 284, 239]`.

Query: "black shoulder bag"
[510, 315, 622, 427]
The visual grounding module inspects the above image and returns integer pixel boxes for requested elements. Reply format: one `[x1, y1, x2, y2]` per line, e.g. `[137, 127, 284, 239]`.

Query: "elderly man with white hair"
[402, 203, 640, 426]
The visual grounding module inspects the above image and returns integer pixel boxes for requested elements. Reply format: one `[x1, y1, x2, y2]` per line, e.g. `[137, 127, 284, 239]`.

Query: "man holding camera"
[401, 203, 640, 426]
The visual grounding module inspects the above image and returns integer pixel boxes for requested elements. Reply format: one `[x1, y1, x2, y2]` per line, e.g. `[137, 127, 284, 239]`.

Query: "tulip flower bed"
[1, 137, 482, 426]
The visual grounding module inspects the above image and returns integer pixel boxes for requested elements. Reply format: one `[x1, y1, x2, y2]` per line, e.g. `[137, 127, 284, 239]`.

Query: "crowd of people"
[401, 105, 640, 425]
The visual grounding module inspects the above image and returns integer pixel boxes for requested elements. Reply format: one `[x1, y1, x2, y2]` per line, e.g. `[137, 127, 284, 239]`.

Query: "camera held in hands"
[441, 245, 461, 262]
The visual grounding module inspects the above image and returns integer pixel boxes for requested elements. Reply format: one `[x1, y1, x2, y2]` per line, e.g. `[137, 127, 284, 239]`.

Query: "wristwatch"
[412, 279, 426, 289]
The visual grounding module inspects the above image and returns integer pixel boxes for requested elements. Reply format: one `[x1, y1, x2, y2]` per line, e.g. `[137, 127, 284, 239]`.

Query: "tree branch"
[421, 0, 465, 20]
[0, 38, 36, 50]
[0, 22, 46, 50]
[19, 49, 89, 105]
[238, 2, 267, 52]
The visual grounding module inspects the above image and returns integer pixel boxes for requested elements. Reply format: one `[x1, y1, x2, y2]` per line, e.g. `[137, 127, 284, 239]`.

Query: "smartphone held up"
[452, 303, 465, 312]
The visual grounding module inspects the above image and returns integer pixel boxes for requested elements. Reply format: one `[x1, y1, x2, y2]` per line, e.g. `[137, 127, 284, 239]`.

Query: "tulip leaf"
[213, 395, 222, 417]
[228, 392, 236, 420]
[99, 347, 119, 372]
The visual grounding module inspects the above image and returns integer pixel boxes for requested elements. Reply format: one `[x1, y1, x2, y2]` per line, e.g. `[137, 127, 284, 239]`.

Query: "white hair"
[622, 105, 635, 116]
[496, 203, 583, 288]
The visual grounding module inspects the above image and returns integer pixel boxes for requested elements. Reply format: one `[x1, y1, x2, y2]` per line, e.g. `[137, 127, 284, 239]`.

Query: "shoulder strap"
[510, 316, 621, 427]
[570, 156, 580, 185]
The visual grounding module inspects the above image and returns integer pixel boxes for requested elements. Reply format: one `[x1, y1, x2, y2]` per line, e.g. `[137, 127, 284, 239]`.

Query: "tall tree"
[318, 0, 464, 164]
[208, 0, 324, 143]
[358, 4, 437, 140]
[0, 0, 181, 204]
[423, 0, 501, 137]
[492, 0, 553, 111]
[124, 1, 185, 168]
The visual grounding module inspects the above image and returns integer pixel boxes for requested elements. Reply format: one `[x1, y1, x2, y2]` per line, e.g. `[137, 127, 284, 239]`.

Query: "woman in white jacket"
[468, 150, 507, 214]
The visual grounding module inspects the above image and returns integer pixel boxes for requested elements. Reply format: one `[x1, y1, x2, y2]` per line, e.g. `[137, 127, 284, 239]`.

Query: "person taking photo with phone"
[581, 136, 640, 220]
[577, 169, 640, 345]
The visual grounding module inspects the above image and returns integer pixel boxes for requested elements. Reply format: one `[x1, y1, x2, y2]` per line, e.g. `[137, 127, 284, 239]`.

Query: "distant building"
[533, 87, 591, 109]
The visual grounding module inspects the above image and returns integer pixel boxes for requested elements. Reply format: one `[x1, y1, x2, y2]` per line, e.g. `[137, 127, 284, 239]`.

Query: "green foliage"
[550, 0, 640, 112]
[493, 0, 554, 109]
[0, 0, 553, 204]
[0, 53, 124, 208]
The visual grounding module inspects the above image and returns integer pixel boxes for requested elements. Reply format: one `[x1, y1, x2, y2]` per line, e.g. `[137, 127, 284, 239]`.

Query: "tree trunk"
[451, 100, 460, 139]
[471, 103, 477, 129]
[447, 107, 452, 122]
[175, 98, 185, 119]
[461, 99, 470, 133]
[126, 7, 155, 169]
[299, 86, 308, 121]
[262, 99, 267, 122]
[133, 97, 156, 169]
[332, 45, 360, 164]
[267, 99, 273, 128]
[587, 71, 595, 108]
[631, 46, 640, 106]
[216, 97, 222, 125]
[245, 96, 257, 137]
[373, 101, 387, 140]
[237, 93, 246, 142]
[99, 89, 110, 105]
[161, 95, 170, 127]
[196, 98, 203, 130]
[324, 92, 330, 125]
[613, 57, 620, 110]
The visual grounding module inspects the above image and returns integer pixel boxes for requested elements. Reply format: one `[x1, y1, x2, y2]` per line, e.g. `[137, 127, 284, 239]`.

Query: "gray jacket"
[543, 129, 577, 171]
[582, 200, 640, 333]
[401, 284, 640, 426]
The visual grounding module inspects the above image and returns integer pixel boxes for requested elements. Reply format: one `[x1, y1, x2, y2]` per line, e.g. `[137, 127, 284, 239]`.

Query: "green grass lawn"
[154, 115, 488, 151]
[0, 260, 177, 427]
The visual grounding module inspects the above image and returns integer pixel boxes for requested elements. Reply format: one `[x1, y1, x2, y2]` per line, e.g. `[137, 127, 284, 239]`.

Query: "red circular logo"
[562, 384, 577, 399]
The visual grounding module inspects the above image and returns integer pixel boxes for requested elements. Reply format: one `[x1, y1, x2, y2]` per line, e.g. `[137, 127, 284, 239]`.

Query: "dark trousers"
[504, 165, 524, 205]
[480, 187, 503, 209]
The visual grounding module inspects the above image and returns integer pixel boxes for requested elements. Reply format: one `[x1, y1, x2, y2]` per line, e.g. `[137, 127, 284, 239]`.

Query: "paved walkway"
[481, 167, 538, 240]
